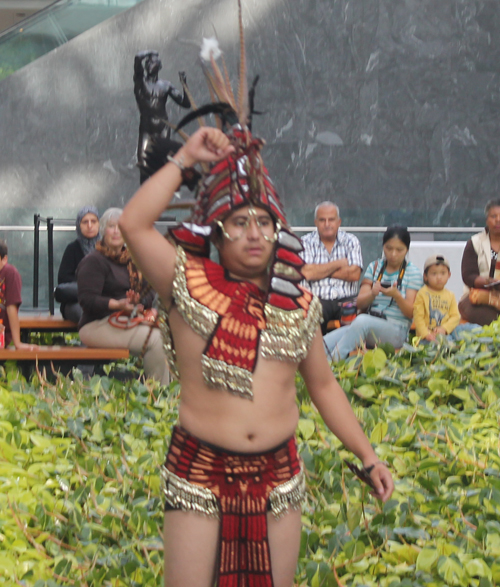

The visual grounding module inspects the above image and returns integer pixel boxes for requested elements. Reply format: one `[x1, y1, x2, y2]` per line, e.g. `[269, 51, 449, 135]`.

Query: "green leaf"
[465, 558, 492, 580]
[297, 418, 315, 440]
[347, 505, 362, 533]
[355, 384, 376, 398]
[370, 421, 388, 443]
[311, 566, 320, 587]
[363, 348, 387, 373]
[416, 547, 439, 573]
[437, 556, 465, 585]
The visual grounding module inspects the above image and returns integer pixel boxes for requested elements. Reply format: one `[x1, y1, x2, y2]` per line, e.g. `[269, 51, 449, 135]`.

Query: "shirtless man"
[120, 126, 394, 587]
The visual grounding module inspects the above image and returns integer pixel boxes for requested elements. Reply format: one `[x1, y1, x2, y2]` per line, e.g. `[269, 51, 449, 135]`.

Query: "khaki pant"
[80, 317, 170, 386]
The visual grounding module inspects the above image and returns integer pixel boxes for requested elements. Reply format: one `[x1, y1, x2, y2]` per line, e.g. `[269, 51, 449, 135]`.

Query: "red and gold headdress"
[190, 124, 287, 229]
[170, 0, 288, 231]
[166, 0, 307, 307]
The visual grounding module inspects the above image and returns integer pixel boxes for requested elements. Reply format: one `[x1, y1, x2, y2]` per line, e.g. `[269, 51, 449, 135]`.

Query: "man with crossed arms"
[301, 201, 363, 334]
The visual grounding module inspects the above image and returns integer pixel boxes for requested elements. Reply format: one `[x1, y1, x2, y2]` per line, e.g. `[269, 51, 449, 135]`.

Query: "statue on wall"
[134, 50, 191, 184]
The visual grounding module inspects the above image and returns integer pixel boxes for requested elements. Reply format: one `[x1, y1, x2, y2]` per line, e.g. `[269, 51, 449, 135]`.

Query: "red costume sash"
[162, 426, 305, 587]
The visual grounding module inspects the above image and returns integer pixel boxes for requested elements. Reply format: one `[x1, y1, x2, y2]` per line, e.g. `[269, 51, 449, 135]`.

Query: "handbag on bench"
[54, 282, 79, 304]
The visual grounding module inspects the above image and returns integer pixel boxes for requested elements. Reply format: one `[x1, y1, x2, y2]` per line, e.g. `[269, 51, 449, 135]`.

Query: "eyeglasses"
[216, 207, 281, 243]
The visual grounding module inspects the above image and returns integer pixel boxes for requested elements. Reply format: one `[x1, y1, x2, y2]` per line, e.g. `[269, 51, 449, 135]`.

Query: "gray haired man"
[301, 202, 363, 334]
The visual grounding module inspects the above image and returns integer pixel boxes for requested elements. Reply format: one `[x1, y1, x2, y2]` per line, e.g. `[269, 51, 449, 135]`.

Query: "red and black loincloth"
[161, 426, 306, 587]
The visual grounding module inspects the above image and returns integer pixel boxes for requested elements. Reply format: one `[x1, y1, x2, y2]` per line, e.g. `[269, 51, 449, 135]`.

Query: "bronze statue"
[134, 50, 191, 184]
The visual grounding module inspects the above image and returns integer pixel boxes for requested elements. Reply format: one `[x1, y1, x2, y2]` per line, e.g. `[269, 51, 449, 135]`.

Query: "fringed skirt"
[161, 425, 306, 587]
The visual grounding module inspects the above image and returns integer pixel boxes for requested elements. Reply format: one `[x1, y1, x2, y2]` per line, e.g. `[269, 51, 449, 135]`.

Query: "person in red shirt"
[0, 240, 37, 350]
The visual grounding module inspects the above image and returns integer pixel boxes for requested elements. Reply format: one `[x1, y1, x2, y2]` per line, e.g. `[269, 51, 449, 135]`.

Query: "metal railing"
[29, 214, 177, 314]
[0, 221, 483, 314]
[1, 224, 482, 233]
[291, 226, 481, 234]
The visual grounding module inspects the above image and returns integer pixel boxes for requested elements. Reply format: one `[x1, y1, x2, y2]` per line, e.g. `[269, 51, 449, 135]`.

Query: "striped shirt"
[364, 259, 423, 327]
[300, 230, 363, 299]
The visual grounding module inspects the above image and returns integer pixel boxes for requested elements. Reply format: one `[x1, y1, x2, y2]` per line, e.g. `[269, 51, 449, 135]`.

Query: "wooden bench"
[19, 313, 78, 342]
[0, 346, 130, 378]
[19, 314, 78, 332]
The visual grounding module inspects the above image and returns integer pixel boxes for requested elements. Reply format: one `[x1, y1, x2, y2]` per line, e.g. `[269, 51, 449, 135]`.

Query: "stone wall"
[1, 0, 499, 303]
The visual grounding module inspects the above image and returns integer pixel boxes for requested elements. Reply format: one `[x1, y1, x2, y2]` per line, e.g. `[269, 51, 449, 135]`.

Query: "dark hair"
[485, 199, 500, 216]
[0, 239, 7, 259]
[382, 225, 411, 250]
[211, 223, 223, 248]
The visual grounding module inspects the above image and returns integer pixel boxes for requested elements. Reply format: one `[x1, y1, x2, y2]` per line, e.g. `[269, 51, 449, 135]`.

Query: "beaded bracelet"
[167, 154, 186, 170]
[167, 154, 200, 190]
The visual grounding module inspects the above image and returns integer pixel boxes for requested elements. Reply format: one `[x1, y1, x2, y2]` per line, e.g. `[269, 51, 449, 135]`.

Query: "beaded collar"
[159, 242, 321, 400]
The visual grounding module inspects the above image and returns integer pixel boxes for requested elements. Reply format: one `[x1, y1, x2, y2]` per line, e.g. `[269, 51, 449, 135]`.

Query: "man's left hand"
[368, 463, 394, 502]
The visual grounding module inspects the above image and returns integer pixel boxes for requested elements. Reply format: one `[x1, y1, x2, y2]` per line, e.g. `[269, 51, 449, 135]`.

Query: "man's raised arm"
[119, 127, 234, 303]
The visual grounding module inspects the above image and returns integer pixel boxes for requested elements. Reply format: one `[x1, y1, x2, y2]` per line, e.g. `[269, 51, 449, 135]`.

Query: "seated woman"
[324, 226, 423, 361]
[57, 206, 99, 323]
[77, 207, 170, 385]
[459, 199, 500, 325]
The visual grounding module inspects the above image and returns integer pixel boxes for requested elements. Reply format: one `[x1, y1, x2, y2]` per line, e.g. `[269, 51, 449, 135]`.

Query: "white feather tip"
[200, 37, 221, 62]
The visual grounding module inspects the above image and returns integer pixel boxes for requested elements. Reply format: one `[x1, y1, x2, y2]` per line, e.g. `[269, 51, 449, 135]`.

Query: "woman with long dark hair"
[324, 226, 423, 361]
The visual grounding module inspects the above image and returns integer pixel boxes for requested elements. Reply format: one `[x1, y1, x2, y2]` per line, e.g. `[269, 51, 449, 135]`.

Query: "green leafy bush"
[0, 369, 178, 586]
[0, 319, 499, 586]
[296, 320, 500, 587]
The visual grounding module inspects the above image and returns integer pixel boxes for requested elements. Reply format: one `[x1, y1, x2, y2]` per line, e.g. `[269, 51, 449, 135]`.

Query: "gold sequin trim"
[161, 466, 220, 519]
[157, 304, 180, 380]
[273, 262, 303, 281]
[261, 295, 322, 362]
[173, 247, 219, 339]
[269, 467, 306, 519]
[201, 355, 253, 399]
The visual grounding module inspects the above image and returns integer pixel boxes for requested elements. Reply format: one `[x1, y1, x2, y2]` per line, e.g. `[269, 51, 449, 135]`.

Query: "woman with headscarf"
[56, 205, 100, 322]
[77, 207, 170, 385]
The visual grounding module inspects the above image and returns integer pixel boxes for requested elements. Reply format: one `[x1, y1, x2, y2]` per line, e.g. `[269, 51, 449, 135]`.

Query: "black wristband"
[363, 461, 383, 475]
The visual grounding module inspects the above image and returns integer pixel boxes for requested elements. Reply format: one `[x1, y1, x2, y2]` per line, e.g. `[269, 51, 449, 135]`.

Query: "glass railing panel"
[0, 0, 143, 80]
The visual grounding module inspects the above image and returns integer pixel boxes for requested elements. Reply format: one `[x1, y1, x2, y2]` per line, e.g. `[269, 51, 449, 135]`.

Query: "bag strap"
[368, 258, 407, 315]
[108, 309, 159, 329]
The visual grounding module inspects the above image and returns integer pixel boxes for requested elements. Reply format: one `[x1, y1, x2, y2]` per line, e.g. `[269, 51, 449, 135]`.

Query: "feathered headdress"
[171, 1, 288, 230]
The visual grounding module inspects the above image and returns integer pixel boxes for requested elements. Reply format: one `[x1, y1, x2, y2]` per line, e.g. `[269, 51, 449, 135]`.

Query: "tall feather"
[236, 0, 249, 126]
[200, 37, 234, 108]
[201, 66, 223, 129]
[202, 63, 227, 106]
[220, 53, 236, 108]
[210, 51, 234, 106]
